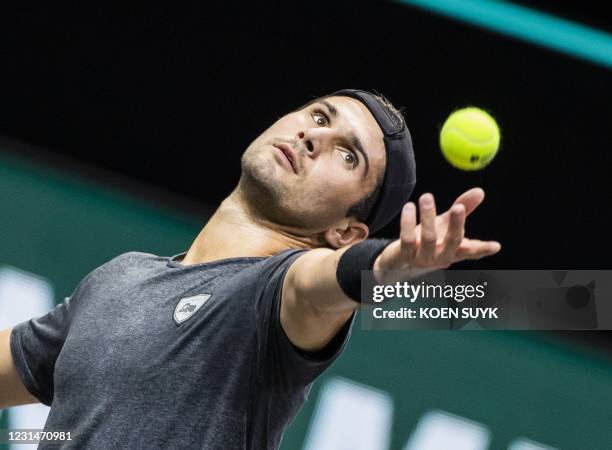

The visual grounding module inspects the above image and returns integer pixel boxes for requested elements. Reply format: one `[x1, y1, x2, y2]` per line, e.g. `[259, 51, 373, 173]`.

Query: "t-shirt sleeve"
[10, 296, 75, 406]
[254, 249, 356, 388]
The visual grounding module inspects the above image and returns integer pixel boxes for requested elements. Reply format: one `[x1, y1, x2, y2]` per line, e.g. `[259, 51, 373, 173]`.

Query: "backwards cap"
[331, 89, 416, 234]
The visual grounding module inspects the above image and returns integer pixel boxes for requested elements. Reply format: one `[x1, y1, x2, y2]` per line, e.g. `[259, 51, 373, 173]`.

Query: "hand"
[373, 188, 501, 283]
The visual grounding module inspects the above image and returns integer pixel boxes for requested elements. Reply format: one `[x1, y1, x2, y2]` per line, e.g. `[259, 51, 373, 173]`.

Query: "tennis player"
[0, 89, 500, 449]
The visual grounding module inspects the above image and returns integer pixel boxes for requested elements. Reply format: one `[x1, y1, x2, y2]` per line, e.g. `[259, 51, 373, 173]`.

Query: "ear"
[321, 221, 369, 249]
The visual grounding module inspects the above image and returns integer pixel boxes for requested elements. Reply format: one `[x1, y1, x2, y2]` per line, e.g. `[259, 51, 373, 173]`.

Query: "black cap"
[331, 89, 417, 234]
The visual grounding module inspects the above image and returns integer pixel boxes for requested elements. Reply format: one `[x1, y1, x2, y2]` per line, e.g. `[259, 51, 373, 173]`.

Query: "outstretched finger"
[452, 187, 485, 217]
[456, 239, 501, 260]
[399, 202, 417, 260]
[438, 204, 465, 263]
[418, 193, 437, 261]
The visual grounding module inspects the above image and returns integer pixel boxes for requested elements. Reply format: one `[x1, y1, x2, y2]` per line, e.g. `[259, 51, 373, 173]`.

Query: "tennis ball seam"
[441, 124, 500, 145]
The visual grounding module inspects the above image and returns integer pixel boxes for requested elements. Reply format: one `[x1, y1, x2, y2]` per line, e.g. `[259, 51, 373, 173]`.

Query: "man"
[0, 89, 500, 449]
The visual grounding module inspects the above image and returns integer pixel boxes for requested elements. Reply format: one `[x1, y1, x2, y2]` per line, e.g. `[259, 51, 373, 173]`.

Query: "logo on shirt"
[173, 294, 212, 324]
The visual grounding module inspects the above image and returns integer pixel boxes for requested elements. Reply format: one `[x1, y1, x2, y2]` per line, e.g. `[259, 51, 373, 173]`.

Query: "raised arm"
[0, 328, 38, 408]
[280, 188, 501, 352]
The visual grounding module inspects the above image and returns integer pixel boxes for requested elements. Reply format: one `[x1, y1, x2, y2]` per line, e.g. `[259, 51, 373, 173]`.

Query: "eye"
[339, 149, 358, 168]
[311, 110, 329, 127]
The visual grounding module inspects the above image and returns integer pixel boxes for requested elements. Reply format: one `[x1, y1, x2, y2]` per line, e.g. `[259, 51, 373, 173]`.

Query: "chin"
[239, 155, 286, 207]
[243, 150, 283, 186]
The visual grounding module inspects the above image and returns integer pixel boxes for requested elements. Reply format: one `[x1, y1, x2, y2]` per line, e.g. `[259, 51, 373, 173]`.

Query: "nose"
[296, 128, 333, 159]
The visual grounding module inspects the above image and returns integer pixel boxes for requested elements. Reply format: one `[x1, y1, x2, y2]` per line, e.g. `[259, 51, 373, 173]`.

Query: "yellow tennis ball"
[439, 107, 500, 170]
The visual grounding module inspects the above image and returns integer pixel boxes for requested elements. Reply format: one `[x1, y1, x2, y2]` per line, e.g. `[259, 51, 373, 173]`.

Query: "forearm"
[0, 328, 38, 408]
[282, 240, 394, 351]
[286, 246, 359, 314]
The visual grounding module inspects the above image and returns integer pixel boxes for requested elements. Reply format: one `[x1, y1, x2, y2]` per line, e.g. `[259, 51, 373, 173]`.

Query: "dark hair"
[295, 91, 406, 225]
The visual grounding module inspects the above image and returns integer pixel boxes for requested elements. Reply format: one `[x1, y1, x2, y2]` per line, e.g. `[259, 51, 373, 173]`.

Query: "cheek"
[306, 170, 364, 210]
[311, 158, 363, 188]
[266, 115, 306, 137]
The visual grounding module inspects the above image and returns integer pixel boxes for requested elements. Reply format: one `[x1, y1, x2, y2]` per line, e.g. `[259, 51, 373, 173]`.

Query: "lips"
[273, 143, 298, 174]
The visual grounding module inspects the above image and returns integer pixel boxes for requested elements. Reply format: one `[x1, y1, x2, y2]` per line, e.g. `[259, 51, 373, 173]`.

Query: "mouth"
[273, 143, 298, 174]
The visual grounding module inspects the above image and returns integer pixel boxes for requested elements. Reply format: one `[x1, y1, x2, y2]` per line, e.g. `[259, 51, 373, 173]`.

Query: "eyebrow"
[318, 100, 370, 177]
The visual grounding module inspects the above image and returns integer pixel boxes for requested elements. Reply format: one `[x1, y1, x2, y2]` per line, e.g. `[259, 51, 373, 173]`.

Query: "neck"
[181, 187, 321, 265]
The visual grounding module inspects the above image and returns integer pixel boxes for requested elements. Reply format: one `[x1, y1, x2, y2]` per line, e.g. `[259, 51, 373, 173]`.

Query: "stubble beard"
[238, 148, 332, 230]
[238, 149, 300, 227]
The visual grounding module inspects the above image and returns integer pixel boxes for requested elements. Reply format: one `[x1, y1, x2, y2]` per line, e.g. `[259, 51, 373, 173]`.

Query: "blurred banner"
[2, 147, 612, 449]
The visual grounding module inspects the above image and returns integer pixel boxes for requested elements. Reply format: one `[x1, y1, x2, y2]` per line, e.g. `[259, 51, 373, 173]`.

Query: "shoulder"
[93, 251, 152, 271]
[260, 248, 311, 275]
[80, 251, 163, 286]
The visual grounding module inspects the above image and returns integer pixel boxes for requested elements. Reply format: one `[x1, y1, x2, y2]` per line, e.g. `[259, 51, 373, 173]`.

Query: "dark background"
[1, 1, 611, 345]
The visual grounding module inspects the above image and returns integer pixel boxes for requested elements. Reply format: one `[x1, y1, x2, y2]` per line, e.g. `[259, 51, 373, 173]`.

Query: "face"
[239, 96, 386, 232]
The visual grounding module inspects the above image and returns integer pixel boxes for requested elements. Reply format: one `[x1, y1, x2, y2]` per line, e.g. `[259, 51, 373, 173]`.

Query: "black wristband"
[336, 238, 392, 303]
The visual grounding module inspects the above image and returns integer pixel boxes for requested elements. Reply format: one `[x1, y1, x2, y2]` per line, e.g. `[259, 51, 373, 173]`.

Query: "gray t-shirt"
[10, 249, 355, 449]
